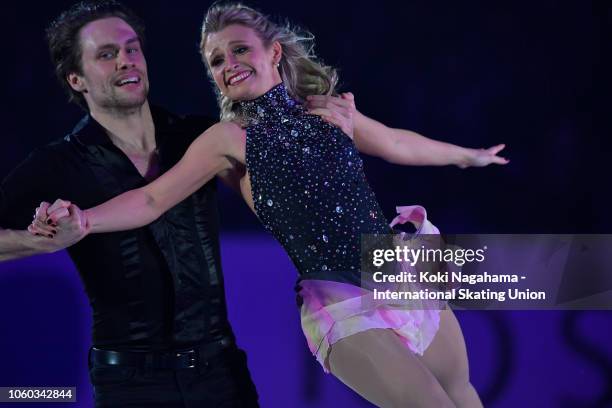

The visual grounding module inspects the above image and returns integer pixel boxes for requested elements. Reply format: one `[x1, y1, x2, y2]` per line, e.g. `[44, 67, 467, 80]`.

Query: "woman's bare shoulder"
[204, 120, 245, 138]
[190, 121, 245, 162]
[189, 121, 244, 151]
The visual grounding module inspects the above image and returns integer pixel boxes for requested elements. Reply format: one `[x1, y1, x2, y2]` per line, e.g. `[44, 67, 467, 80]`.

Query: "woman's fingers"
[492, 155, 510, 164]
[28, 224, 51, 237]
[28, 219, 56, 237]
[485, 144, 509, 164]
[487, 144, 506, 155]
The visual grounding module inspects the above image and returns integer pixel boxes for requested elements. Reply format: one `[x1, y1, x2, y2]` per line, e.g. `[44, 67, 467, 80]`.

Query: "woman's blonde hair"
[200, 2, 338, 122]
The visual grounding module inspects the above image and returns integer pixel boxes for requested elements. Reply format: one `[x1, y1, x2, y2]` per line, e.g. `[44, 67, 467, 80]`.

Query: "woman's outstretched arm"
[84, 122, 242, 233]
[306, 93, 509, 168]
[25, 122, 243, 237]
[352, 110, 508, 168]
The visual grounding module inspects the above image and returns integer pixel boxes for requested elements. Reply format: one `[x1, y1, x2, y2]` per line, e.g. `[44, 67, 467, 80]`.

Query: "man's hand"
[28, 199, 90, 249]
[306, 92, 356, 139]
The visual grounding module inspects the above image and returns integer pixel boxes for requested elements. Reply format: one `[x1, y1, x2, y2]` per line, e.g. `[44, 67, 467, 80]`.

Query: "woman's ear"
[271, 41, 282, 66]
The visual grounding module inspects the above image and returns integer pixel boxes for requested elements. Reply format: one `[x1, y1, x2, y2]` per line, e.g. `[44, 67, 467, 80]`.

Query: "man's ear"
[67, 72, 87, 93]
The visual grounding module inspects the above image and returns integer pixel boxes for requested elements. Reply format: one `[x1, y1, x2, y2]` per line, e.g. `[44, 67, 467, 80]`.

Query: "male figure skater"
[0, 1, 259, 406]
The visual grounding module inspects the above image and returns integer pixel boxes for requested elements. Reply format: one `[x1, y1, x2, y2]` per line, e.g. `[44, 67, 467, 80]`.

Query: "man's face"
[69, 17, 149, 112]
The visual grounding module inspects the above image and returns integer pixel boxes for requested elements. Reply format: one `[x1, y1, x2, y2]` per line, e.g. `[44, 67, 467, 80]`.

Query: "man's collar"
[68, 105, 173, 147]
[69, 114, 113, 146]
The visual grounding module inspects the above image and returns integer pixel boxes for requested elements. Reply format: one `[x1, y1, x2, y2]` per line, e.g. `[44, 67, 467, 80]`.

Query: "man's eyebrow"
[95, 37, 140, 51]
[95, 43, 117, 51]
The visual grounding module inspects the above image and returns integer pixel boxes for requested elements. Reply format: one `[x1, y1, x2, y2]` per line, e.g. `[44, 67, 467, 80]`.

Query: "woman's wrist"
[456, 147, 476, 169]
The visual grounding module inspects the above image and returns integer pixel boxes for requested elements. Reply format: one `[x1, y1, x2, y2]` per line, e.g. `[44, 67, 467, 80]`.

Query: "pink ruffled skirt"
[299, 205, 443, 372]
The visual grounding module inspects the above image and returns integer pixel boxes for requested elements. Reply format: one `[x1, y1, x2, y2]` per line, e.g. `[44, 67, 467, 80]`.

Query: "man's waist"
[89, 335, 235, 370]
[91, 312, 234, 351]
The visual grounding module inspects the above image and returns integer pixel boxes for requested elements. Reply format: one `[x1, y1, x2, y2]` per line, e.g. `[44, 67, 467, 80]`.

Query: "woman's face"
[204, 24, 282, 101]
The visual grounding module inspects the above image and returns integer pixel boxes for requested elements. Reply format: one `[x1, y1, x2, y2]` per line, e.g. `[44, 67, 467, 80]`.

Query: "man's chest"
[124, 150, 161, 182]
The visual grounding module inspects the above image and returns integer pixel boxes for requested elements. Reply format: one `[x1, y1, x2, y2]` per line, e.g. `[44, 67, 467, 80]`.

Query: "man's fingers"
[48, 207, 71, 224]
[48, 199, 71, 214]
[341, 92, 355, 102]
[57, 204, 85, 227]
[309, 108, 337, 122]
[340, 92, 355, 108]
[49, 206, 71, 219]
[35, 202, 51, 222]
[308, 107, 333, 118]
[321, 113, 338, 124]
[306, 95, 353, 111]
[321, 115, 344, 131]
[307, 107, 354, 138]
[319, 114, 353, 138]
[309, 107, 349, 121]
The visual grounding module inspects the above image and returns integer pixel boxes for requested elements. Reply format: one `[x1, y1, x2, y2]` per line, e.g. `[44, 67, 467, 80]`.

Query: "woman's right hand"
[28, 199, 90, 246]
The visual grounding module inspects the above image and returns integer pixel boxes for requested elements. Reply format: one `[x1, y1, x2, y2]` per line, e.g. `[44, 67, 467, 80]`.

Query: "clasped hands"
[28, 199, 89, 243]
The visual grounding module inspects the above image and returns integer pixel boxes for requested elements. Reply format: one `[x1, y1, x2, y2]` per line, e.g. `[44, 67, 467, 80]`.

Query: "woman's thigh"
[417, 308, 475, 402]
[328, 328, 455, 408]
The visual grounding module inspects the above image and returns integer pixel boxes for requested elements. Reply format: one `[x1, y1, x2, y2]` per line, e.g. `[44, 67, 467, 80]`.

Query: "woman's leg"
[417, 308, 483, 408]
[328, 328, 456, 408]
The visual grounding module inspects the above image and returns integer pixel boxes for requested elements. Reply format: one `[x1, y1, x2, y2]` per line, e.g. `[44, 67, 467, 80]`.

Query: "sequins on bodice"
[241, 83, 390, 284]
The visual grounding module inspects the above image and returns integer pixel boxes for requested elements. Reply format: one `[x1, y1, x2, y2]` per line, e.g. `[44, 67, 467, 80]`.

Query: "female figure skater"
[33, 4, 503, 406]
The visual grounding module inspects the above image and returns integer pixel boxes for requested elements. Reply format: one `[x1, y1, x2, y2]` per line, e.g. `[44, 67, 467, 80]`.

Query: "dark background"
[1, 1, 610, 407]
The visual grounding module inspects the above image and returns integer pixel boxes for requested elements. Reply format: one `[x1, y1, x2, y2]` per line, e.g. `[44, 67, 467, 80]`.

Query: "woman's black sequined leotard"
[241, 83, 391, 286]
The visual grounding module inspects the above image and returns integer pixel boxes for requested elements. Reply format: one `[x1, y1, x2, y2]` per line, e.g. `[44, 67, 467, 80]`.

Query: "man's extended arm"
[0, 227, 60, 262]
[0, 201, 88, 262]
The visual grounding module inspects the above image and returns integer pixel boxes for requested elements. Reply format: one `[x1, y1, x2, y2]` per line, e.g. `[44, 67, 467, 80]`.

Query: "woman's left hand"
[306, 93, 356, 139]
[461, 144, 510, 168]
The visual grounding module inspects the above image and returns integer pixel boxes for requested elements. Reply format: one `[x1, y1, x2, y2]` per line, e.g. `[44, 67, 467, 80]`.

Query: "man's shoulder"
[24, 137, 75, 162]
[59, 114, 110, 148]
[32, 134, 83, 162]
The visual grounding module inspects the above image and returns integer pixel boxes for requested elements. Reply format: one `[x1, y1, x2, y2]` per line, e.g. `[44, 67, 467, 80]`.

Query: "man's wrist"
[0, 229, 56, 262]
[18, 229, 58, 254]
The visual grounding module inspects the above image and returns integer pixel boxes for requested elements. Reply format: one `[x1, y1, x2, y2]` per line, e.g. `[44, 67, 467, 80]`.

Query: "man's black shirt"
[0, 107, 234, 351]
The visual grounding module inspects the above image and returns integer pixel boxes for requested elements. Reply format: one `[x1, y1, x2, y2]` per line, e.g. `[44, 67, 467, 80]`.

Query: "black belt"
[89, 337, 234, 370]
